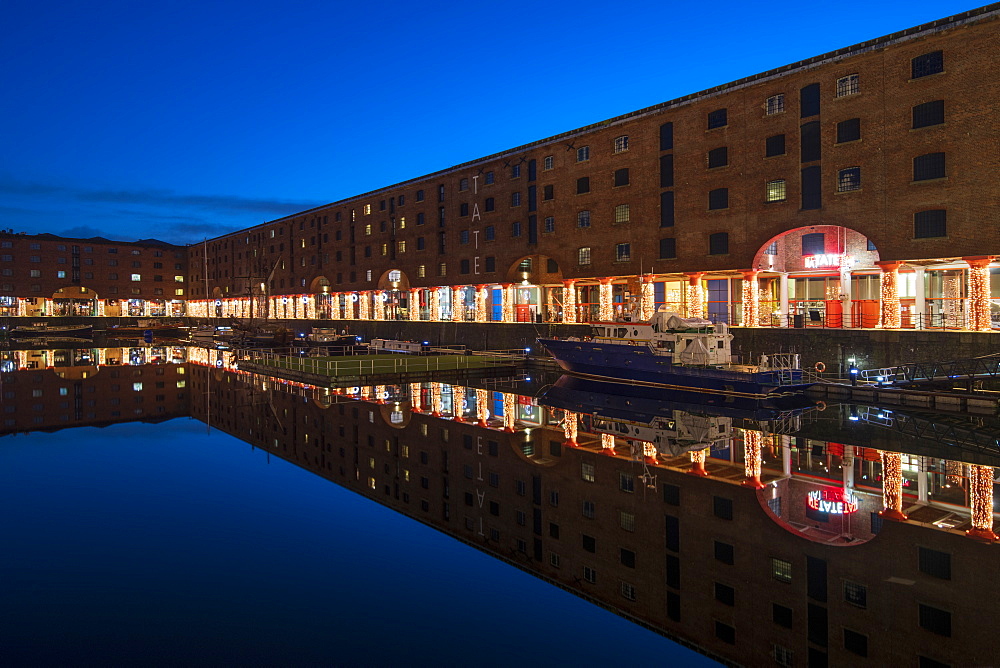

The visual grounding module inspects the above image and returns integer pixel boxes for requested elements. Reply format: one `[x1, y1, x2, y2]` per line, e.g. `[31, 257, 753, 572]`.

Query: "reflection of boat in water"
[10, 323, 93, 339]
[2, 335, 96, 349]
[107, 319, 186, 338]
[538, 309, 812, 397]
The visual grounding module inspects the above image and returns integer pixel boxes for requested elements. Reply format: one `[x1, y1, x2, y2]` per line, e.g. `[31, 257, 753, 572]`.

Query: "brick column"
[964, 256, 995, 331]
[740, 270, 759, 328]
[562, 279, 577, 323]
[876, 261, 902, 329]
[640, 274, 656, 321]
[685, 272, 705, 319]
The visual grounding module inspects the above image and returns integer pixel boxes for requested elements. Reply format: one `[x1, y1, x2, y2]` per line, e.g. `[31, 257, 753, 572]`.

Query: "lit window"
[836, 74, 860, 97]
[133, 382, 143, 391]
[619, 511, 636, 532]
[398, 216, 406, 229]
[175, 289, 184, 296]
[57, 270, 66, 278]
[381, 244, 388, 256]
[614, 204, 630, 224]
[766, 179, 786, 202]
[397, 240, 406, 253]
[543, 217, 555, 233]
[174, 275, 184, 282]
[766, 94, 784, 115]
[581, 462, 595, 482]
[577, 146, 589, 162]
[578, 247, 591, 265]
[366, 270, 372, 281]
[771, 558, 792, 583]
[388, 270, 401, 281]
[613, 136, 629, 153]
[838, 167, 861, 192]
[131, 274, 141, 281]
[176, 380, 186, 388]
[364, 204, 371, 215]
[365, 224, 372, 235]
[615, 243, 631, 262]
[417, 265, 426, 278]
[543, 155, 554, 170]
[438, 263, 446, 277]
[577, 210, 591, 228]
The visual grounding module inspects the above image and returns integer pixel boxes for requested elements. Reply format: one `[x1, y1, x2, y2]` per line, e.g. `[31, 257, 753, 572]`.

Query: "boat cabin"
[588, 310, 734, 366]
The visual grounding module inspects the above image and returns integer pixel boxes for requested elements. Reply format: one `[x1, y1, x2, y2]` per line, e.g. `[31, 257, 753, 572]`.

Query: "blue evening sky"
[0, 0, 986, 245]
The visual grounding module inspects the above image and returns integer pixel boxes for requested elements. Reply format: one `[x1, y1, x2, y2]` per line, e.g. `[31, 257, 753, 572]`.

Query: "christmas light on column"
[503, 392, 516, 432]
[96, 299, 106, 316]
[373, 291, 384, 320]
[879, 451, 908, 521]
[563, 280, 577, 323]
[742, 429, 764, 488]
[501, 284, 514, 323]
[452, 286, 464, 322]
[877, 262, 901, 329]
[966, 464, 998, 541]
[685, 273, 705, 319]
[601, 433, 616, 455]
[965, 257, 994, 331]
[409, 288, 420, 321]
[475, 285, 488, 322]
[562, 411, 578, 446]
[358, 292, 370, 320]
[476, 388, 489, 426]
[640, 276, 655, 321]
[741, 271, 759, 328]
[689, 448, 710, 476]
[452, 386, 465, 421]
[430, 288, 440, 322]
[599, 278, 614, 321]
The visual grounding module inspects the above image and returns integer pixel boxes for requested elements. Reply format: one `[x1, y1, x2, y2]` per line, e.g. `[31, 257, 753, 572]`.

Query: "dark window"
[659, 122, 673, 150]
[836, 118, 861, 143]
[801, 121, 821, 162]
[485, 256, 496, 272]
[714, 541, 734, 565]
[766, 134, 785, 157]
[460, 203, 469, 216]
[914, 210, 946, 238]
[844, 581, 867, 608]
[416, 237, 425, 250]
[715, 621, 735, 645]
[666, 592, 681, 621]
[660, 191, 674, 227]
[582, 534, 596, 553]
[485, 225, 495, 240]
[665, 515, 679, 552]
[918, 547, 952, 579]
[485, 197, 495, 212]
[662, 483, 680, 505]
[918, 657, 951, 668]
[709, 232, 729, 255]
[577, 177, 590, 194]
[549, 523, 560, 539]
[614, 168, 629, 187]
[659, 238, 676, 260]
[438, 207, 445, 226]
[620, 549, 636, 568]
[707, 147, 728, 168]
[913, 152, 946, 181]
[660, 154, 674, 188]
[800, 83, 820, 117]
[543, 185, 554, 200]
[707, 108, 727, 129]
[913, 100, 945, 128]
[708, 188, 728, 210]
[438, 185, 445, 202]
[808, 603, 828, 646]
[460, 259, 470, 274]
[416, 189, 424, 202]
[773, 604, 793, 628]
[713, 496, 733, 520]
[844, 629, 868, 657]
[715, 582, 735, 606]
[912, 51, 944, 79]
[808, 648, 828, 668]
[802, 233, 825, 255]
[801, 166, 822, 210]
[867, 239, 877, 251]
[919, 604, 952, 636]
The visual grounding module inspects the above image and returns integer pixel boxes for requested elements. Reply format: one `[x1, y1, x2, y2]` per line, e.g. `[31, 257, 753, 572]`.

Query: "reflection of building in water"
[188, 365, 999, 667]
[0, 347, 190, 433]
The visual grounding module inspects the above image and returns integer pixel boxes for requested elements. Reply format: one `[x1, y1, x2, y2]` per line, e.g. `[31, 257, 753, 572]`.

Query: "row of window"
[0, 242, 176, 257]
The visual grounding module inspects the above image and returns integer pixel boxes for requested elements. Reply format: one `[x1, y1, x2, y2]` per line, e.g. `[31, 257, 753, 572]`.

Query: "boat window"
[718, 341, 725, 349]
[616, 328, 627, 337]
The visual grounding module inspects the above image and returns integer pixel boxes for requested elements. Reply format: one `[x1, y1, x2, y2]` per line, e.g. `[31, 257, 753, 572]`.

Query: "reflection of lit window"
[582, 462, 595, 482]
[133, 382, 143, 391]
[771, 558, 792, 583]
[391, 411, 403, 424]
[131, 274, 141, 281]
[176, 380, 186, 388]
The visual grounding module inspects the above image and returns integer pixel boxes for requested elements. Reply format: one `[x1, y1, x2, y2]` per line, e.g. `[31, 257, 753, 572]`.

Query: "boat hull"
[538, 338, 812, 396]
[10, 324, 93, 339]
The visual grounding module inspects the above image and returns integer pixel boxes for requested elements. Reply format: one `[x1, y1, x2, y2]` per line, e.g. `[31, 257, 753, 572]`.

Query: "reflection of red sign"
[807, 489, 858, 514]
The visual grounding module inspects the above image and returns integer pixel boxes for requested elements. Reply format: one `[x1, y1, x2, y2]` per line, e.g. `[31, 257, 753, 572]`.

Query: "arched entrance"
[377, 269, 410, 320]
[52, 286, 99, 316]
[505, 254, 563, 323]
[751, 225, 880, 328]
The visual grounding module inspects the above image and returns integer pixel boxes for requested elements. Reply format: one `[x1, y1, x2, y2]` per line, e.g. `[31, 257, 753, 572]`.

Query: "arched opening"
[504, 255, 564, 323]
[376, 269, 411, 320]
[51, 286, 99, 317]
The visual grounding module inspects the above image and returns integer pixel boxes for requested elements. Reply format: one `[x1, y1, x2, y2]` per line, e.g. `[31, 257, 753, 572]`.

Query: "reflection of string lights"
[741, 274, 759, 328]
[688, 448, 709, 476]
[642, 442, 658, 465]
[430, 382, 443, 416]
[563, 280, 577, 323]
[563, 411, 578, 446]
[742, 429, 763, 488]
[599, 279, 613, 322]
[503, 392, 515, 431]
[476, 388, 489, 426]
[878, 265, 900, 329]
[967, 464, 998, 540]
[601, 433, 616, 455]
[410, 382, 422, 412]
[640, 277, 655, 321]
[879, 451, 908, 521]
[452, 386, 465, 421]
[475, 285, 488, 323]
[374, 385, 386, 403]
[452, 287, 464, 322]
[968, 262, 992, 331]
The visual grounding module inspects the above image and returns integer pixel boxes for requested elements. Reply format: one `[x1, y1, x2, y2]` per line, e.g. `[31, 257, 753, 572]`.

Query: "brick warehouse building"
[2, 5, 998, 331]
